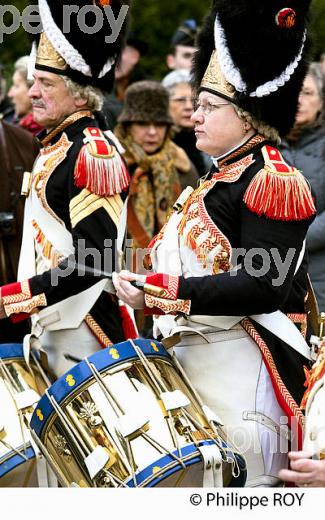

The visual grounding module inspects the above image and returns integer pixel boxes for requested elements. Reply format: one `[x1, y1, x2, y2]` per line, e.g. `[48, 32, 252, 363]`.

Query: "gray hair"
[307, 62, 324, 99]
[304, 62, 325, 125]
[13, 55, 33, 87]
[162, 69, 192, 91]
[234, 105, 280, 144]
[62, 76, 104, 112]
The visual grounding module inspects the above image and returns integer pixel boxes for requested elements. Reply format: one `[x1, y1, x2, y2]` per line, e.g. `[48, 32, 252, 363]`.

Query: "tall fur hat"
[118, 81, 173, 125]
[193, 0, 312, 135]
[31, 0, 130, 92]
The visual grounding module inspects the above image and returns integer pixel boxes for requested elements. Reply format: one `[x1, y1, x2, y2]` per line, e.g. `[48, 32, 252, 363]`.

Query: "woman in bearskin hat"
[114, 0, 316, 486]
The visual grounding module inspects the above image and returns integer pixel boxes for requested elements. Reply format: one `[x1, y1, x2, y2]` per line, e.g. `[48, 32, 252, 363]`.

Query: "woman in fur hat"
[114, 0, 316, 487]
[115, 80, 198, 257]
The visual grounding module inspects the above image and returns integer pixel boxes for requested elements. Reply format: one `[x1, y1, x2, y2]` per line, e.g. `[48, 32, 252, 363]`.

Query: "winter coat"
[280, 125, 325, 311]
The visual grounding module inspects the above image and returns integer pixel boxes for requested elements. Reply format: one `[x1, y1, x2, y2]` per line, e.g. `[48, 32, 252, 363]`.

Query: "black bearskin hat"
[33, 0, 130, 93]
[193, 0, 312, 135]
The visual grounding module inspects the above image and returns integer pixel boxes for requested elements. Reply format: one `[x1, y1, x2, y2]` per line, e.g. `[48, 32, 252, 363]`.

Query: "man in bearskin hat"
[114, 0, 317, 486]
[0, 0, 136, 378]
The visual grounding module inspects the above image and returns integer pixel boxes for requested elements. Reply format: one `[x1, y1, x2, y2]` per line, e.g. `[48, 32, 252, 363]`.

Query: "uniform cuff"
[144, 294, 191, 315]
[1, 280, 47, 322]
[145, 274, 180, 300]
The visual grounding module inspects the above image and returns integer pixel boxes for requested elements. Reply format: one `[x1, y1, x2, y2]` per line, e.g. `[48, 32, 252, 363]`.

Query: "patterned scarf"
[115, 128, 188, 251]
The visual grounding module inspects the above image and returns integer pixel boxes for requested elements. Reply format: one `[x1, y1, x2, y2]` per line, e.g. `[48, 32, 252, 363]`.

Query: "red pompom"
[275, 8, 297, 29]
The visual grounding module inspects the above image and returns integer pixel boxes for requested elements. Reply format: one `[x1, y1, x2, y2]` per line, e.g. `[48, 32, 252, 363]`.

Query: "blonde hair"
[62, 76, 104, 112]
[234, 106, 280, 144]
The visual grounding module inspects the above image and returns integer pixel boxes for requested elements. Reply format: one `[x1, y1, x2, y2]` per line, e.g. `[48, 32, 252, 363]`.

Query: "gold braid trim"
[32, 220, 63, 267]
[219, 135, 266, 167]
[85, 314, 113, 347]
[241, 317, 304, 429]
[69, 190, 123, 229]
[177, 153, 254, 274]
[4, 294, 47, 317]
[145, 294, 191, 315]
[40, 111, 93, 147]
[35, 133, 73, 226]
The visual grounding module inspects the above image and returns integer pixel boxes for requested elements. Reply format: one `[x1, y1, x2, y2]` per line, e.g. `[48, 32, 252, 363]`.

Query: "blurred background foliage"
[1, 0, 325, 84]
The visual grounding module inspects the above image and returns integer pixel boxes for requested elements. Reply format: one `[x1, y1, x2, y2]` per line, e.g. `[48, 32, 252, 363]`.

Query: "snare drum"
[0, 343, 49, 487]
[30, 339, 246, 487]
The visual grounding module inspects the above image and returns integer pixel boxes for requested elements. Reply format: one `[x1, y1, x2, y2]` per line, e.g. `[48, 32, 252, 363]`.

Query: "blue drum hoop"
[0, 447, 35, 479]
[30, 339, 169, 438]
[0, 343, 26, 361]
[126, 440, 246, 487]
[0, 343, 36, 479]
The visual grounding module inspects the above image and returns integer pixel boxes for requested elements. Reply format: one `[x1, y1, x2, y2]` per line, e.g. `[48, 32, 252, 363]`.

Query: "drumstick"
[57, 256, 145, 291]
[64, 353, 82, 363]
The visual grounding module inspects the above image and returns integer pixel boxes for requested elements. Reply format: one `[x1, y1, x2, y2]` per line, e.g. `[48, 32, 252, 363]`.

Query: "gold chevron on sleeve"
[70, 189, 124, 228]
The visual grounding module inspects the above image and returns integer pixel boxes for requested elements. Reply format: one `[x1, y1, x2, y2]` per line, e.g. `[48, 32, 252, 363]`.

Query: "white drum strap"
[29, 434, 58, 488]
[23, 332, 43, 368]
[36, 454, 50, 488]
[198, 444, 223, 487]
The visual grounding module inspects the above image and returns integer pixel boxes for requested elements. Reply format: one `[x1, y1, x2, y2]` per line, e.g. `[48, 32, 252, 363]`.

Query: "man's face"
[29, 70, 86, 130]
[167, 45, 196, 71]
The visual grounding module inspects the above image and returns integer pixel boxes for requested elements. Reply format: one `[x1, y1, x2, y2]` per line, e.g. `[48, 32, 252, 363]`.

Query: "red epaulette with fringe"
[74, 127, 129, 196]
[243, 145, 316, 221]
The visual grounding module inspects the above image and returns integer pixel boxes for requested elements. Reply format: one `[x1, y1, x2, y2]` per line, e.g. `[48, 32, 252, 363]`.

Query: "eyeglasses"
[300, 90, 319, 98]
[194, 100, 230, 115]
[170, 96, 194, 105]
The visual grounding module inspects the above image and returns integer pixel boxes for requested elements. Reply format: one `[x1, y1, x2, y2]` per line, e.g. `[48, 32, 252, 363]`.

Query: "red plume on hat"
[193, 0, 312, 135]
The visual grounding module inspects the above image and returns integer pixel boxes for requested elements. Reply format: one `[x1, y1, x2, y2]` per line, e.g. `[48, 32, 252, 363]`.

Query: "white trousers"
[173, 324, 288, 487]
[40, 322, 101, 378]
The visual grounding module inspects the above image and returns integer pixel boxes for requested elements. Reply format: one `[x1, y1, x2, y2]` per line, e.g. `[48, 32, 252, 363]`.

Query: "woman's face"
[8, 71, 31, 118]
[129, 122, 168, 154]
[295, 74, 323, 127]
[169, 83, 194, 129]
[191, 91, 252, 157]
